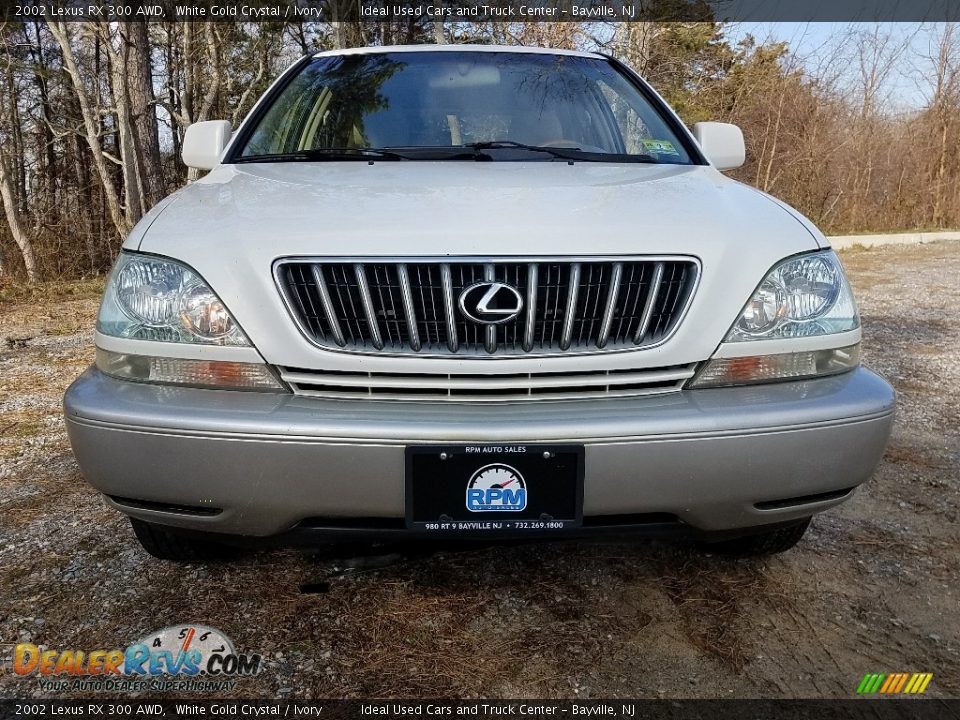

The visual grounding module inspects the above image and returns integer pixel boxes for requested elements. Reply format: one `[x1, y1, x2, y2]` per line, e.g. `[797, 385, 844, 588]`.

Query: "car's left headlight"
[726, 250, 858, 341]
[690, 250, 861, 388]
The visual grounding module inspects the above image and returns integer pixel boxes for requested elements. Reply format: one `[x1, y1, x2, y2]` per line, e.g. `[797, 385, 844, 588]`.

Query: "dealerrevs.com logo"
[5, 624, 262, 692]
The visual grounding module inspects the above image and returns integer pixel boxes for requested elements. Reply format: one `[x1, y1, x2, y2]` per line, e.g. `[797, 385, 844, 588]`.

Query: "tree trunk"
[0, 153, 38, 281]
[109, 39, 144, 228]
[617, 22, 656, 76]
[197, 22, 220, 122]
[330, 0, 364, 49]
[182, 21, 195, 126]
[122, 21, 165, 210]
[48, 21, 130, 237]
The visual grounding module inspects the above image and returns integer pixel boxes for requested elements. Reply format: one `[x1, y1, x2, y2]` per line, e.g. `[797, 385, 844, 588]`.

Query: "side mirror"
[181, 120, 232, 171]
[693, 122, 745, 171]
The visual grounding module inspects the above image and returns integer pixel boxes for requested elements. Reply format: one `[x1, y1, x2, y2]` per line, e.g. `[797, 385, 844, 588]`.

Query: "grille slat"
[439, 263, 459, 353]
[277, 257, 697, 357]
[309, 265, 343, 346]
[397, 264, 420, 352]
[560, 263, 581, 351]
[634, 261, 664, 345]
[483, 263, 497, 354]
[354, 263, 383, 350]
[597, 262, 622, 349]
[523, 263, 538, 353]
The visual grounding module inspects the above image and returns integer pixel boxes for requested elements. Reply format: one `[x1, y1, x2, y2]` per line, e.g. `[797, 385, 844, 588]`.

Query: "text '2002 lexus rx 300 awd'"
[63, 46, 895, 561]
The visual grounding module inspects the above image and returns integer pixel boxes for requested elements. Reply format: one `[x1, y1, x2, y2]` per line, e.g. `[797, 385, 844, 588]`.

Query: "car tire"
[130, 518, 235, 562]
[700, 517, 812, 557]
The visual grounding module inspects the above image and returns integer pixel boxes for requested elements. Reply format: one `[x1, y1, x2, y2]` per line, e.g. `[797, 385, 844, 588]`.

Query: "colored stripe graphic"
[857, 672, 933, 694]
[893, 673, 909, 693]
[857, 673, 886, 694]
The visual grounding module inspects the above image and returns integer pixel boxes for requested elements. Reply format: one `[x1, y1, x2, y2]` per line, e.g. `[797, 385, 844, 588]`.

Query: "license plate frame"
[405, 444, 584, 534]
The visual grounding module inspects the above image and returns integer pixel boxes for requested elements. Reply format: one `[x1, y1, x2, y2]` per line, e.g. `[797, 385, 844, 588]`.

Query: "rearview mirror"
[693, 122, 745, 171]
[182, 120, 232, 171]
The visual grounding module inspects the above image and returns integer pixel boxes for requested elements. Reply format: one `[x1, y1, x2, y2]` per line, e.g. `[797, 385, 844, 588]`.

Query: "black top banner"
[2, 0, 958, 22]
[0, 700, 959, 720]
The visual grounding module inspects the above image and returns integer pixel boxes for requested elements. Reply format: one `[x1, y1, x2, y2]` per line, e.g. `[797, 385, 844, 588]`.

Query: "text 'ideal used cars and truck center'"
[62, 45, 895, 561]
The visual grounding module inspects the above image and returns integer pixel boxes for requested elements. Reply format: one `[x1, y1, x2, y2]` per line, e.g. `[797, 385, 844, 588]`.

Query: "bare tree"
[0, 24, 38, 279]
[925, 23, 960, 227]
[121, 21, 165, 210]
[0, 152, 37, 281]
[47, 21, 129, 236]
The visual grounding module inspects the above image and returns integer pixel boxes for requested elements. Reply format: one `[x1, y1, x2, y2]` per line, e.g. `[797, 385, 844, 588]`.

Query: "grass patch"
[654, 553, 792, 671]
[331, 584, 527, 696]
[831, 227, 960, 236]
[0, 277, 106, 307]
[0, 409, 59, 460]
[837, 243, 870, 254]
[884, 442, 945, 470]
[0, 410, 47, 439]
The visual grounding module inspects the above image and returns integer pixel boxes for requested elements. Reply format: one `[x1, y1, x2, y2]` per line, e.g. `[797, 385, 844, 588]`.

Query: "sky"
[725, 22, 945, 110]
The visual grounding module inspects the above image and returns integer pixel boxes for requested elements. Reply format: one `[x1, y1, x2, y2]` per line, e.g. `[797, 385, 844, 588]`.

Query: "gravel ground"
[0, 242, 957, 699]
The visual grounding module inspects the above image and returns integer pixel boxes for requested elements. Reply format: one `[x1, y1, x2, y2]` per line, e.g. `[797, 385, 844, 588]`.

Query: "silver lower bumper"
[64, 367, 895, 538]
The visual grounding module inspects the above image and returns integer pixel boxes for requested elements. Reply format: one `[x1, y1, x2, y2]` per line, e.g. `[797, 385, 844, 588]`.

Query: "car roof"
[312, 45, 605, 60]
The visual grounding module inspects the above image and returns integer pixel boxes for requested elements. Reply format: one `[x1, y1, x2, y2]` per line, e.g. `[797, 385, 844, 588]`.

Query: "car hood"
[132, 162, 822, 372]
[138, 161, 818, 256]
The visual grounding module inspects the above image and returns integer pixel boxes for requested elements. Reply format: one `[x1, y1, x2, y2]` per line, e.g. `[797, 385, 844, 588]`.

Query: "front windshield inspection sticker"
[406, 445, 583, 533]
[642, 139, 680, 156]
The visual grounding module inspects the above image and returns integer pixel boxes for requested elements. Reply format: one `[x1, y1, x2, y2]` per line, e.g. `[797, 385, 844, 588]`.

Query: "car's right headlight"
[95, 252, 284, 391]
[690, 250, 861, 388]
[98, 252, 250, 346]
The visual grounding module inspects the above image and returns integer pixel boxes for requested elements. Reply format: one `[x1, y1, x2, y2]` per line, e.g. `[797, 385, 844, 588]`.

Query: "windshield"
[236, 51, 695, 164]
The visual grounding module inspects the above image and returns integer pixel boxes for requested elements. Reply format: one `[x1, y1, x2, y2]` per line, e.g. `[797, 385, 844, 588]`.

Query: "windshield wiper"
[465, 140, 658, 163]
[235, 144, 660, 164]
[235, 148, 410, 163]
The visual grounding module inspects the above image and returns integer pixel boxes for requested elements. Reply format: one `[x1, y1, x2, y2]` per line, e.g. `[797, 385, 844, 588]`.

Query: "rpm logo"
[466, 464, 527, 512]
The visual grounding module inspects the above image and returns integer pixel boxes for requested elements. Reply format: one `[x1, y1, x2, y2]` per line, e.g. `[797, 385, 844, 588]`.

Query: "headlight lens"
[179, 284, 236, 338]
[98, 253, 249, 346]
[115, 258, 183, 325]
[729, 251, 858, 341]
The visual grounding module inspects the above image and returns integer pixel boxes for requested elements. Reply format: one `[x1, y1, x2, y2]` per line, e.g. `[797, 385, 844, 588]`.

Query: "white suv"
[64, 45, 894, 561]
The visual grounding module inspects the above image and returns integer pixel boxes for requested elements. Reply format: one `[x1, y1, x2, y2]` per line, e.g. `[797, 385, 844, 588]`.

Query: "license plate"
[406, 444, 584, 533]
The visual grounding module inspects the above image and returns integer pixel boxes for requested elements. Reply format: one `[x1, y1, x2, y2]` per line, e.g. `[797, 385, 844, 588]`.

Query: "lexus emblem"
[458, 281, 524, 324]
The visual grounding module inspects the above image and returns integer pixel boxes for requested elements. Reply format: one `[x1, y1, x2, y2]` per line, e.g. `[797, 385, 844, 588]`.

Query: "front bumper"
[64, 367, 894, 539]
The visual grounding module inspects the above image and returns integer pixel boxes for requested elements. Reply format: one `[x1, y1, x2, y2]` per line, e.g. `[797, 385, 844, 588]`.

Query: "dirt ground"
[0, 242, 957, 700]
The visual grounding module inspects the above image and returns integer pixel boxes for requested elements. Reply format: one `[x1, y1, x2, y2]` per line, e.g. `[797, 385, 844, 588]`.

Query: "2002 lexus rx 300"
[64, 45, 895, 561]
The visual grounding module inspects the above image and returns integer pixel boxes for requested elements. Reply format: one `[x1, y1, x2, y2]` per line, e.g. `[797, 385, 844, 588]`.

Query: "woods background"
[0, 19, 959, 281]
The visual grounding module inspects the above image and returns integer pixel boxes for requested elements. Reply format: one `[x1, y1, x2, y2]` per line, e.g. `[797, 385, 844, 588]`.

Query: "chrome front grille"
[279, 364, 697, 402]
[275, 257, 698, 356]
